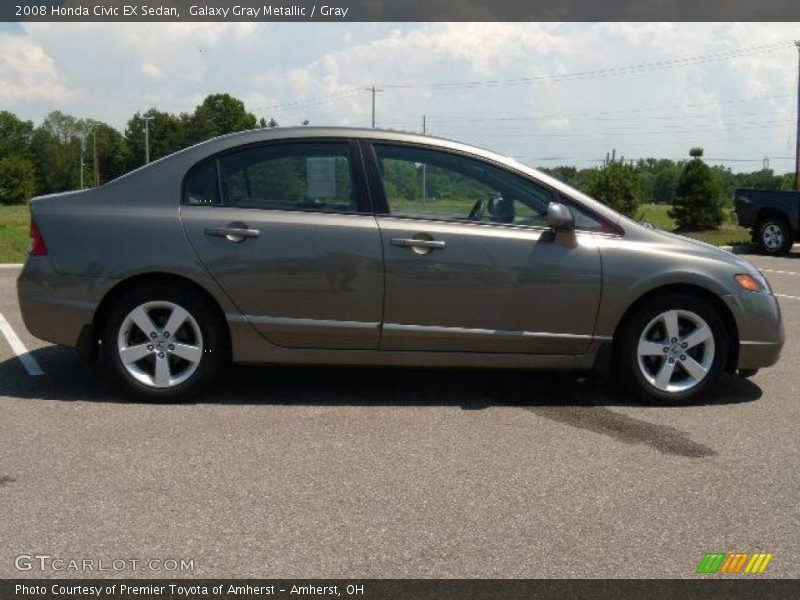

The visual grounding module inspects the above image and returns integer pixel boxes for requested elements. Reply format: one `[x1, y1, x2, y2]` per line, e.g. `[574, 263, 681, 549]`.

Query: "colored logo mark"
[696, 552, 773, 574]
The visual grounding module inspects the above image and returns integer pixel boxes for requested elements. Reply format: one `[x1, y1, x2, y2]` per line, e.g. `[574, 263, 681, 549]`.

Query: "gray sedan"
[17, 127, 784, 402]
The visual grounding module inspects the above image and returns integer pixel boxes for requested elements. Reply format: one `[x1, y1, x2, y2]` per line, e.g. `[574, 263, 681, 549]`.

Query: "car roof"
[185, 126, 497, 159]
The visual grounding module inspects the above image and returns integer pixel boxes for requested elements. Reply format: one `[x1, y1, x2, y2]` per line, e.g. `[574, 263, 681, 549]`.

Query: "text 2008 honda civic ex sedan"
[18, 127, 784, 402]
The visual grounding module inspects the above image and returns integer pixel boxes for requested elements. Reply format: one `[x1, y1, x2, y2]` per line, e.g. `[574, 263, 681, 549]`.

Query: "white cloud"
[0, 22, 797, 171]
[141, 63, 164, 79]
[0, 34, 83, 104]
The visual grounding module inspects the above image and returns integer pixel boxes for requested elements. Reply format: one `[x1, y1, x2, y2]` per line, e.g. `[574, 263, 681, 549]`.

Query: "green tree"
[0, 111, 34, 161]
[737, 168, 782, 191]
[651, 165, 681, 204]
[39, 110, 86, 144]
[185, 94, 257, 145]
[583, 162, 640, 217]
[541, 165, 579, 187]
[708, 164, 738, 204]
[124, 109, 187, 170]
[30, 111, 87, 194]
[85, 122, 129, 185]
[780, 172, 796, 190]
[0, 155, 36, 204]
[670, 153, 723, 231]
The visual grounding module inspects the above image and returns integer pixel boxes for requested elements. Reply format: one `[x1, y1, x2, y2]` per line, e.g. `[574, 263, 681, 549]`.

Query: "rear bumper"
[16, 257, 99, 348]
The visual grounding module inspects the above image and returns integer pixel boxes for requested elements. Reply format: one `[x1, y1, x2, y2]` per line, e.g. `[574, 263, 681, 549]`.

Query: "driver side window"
[374, 144, 553, 227]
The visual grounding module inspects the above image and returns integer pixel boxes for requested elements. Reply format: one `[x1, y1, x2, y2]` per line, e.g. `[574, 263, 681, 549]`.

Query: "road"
[1, 251, 799, 579]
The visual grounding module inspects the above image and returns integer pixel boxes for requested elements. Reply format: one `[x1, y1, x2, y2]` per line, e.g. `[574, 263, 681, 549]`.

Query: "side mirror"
[547, 202, 574, 231]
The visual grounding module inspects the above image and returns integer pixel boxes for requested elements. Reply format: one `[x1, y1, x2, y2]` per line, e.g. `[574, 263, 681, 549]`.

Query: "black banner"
[3, 579, 800, 600]
[4, 0, 800, 22]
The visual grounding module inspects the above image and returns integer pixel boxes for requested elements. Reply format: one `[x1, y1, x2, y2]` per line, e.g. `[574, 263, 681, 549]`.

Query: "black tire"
[102, 283, 227, 401]
[756, 217, 793, 255]
[617, 293, 729, 404]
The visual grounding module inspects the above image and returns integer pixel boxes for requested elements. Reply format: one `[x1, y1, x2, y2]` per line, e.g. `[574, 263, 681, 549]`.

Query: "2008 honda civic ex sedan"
[17, 127, 784, 403]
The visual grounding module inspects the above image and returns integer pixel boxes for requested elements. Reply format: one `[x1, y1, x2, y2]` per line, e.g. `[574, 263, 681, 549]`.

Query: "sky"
[0, 22, 798, 172]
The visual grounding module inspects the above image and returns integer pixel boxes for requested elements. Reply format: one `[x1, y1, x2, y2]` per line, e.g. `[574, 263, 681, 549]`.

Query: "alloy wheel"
[636, 309, 715, 393]
[117, 301, 204, 388]
[761, 223, 784, 251]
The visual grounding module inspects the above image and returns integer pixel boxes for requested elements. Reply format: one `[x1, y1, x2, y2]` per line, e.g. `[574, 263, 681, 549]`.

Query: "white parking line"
[775, 293, 800, 301]
[762, 269, 800, 277]
[0, 264, 23, 269]
[0, 311, 44, 376]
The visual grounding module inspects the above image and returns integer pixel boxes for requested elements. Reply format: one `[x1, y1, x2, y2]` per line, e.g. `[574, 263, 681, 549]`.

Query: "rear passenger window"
[184, 160, 220, 205]
[218, 143, 357, 213]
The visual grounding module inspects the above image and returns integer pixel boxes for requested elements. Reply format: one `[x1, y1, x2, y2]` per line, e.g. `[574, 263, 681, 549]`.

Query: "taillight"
[29, 218, 48, 256]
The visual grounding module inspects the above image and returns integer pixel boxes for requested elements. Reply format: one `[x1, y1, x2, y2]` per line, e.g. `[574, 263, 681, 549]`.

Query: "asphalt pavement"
[1, 250, 799, 579]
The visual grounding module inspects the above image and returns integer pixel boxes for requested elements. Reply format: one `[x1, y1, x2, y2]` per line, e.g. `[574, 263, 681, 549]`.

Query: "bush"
[670, 158, 724, 231]
[584, 162, 640, 217]
[0, 155, 36, 205]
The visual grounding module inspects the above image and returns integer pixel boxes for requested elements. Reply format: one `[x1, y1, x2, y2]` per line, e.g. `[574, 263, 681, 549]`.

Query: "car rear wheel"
[618, 293, 729, 404]
[103, 284, 226, 401]
[757, 217, 793, 254]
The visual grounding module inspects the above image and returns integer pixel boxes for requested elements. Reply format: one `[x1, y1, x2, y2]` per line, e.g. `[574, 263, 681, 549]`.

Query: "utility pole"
[795, 41, 800, 189]
[79, 133, 86, 189]
[77, 123, 98, 189]
[93, 127, 99, 187]
[142, 116, 155, 164]
[421, 115, 427, 204]
[366, 86, 383, 128]
[85, 122, 99, 187]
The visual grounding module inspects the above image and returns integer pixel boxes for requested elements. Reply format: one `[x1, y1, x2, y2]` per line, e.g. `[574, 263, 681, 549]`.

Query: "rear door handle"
[204, 226, 260, 242]
[391, 238, 446, 250]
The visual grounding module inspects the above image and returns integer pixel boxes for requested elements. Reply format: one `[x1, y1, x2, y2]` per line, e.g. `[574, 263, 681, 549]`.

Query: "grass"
[0, 201, 752, 265]
[0, 204, 29, 264]
[637, 203, 751, 247]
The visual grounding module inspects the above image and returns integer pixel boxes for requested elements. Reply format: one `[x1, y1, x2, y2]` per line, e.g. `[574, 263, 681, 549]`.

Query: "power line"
[379, 41, 795, 89]
[429, 116, 794, 133]
[406, 109, 792, 125]
[515, 156, 796, 163]
[377, 93, 795, 127]
[251, 88, 362, 112]
[429, 119, 795, 139]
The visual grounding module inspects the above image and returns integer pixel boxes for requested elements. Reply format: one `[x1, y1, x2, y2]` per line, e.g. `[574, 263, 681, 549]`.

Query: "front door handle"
[391, 238, 446, 250]
[204, 226, 260, 243]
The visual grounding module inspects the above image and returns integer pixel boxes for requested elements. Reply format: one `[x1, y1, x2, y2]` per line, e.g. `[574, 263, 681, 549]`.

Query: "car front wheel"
[618, 293, 729, 404]
[103, 284, 226, 401]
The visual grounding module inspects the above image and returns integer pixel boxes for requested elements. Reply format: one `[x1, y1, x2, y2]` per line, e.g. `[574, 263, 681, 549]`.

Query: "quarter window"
[184, 159, 220, 206]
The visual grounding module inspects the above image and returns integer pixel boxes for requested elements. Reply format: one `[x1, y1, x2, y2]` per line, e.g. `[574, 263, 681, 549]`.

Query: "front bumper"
[723, 290, 785, 370]
[738, 340, 783, 370]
